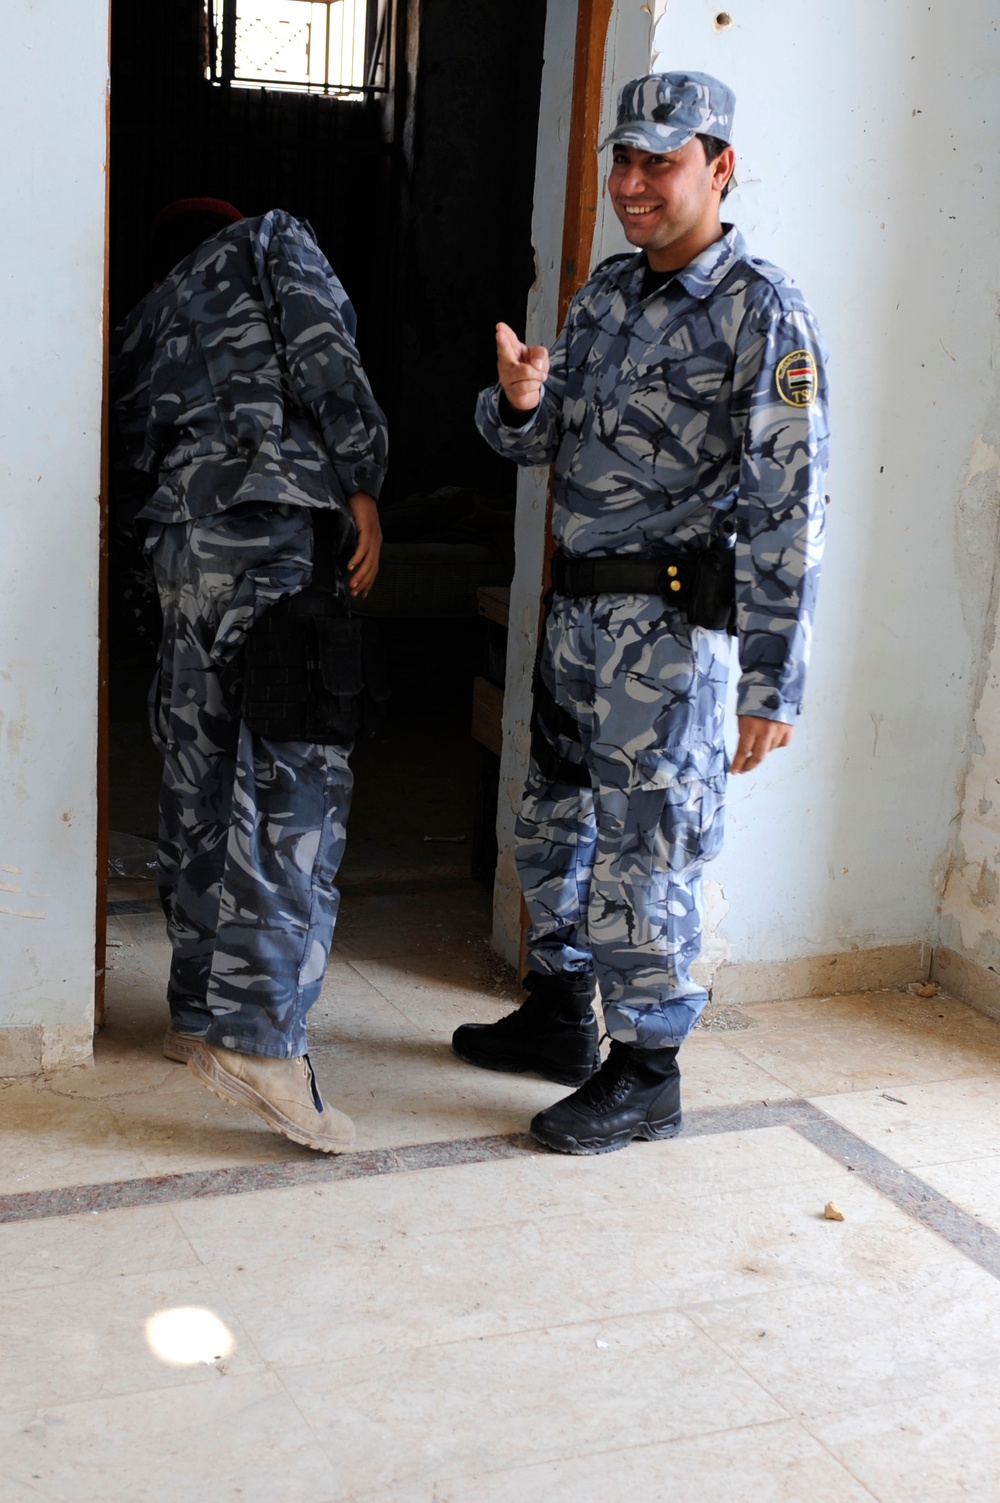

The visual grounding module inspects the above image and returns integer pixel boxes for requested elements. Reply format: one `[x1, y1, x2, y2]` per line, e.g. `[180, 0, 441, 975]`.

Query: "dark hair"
[696, 133, 735, 199]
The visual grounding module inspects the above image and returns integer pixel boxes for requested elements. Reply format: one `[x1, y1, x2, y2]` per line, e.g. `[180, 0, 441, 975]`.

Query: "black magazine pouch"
[687, 544, 737, 634]
[239, 591, 365, 745]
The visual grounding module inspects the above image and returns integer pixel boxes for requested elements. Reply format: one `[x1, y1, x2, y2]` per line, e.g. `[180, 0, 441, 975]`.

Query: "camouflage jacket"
[111, 210, 388, 557]
[476, 226, 829, 723]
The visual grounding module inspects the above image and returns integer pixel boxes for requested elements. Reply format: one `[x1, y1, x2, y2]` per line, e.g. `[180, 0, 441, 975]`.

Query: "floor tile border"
[793, 1111, 1000, 1280]
[3, 1099, 1000, 1284]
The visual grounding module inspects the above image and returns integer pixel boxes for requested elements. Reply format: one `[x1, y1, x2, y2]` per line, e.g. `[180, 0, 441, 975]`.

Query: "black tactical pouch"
[685, 544, 736, 634]
[237, 590, 363, 744]
[237, 506, 390, 745]
[238, 593, 390, 745]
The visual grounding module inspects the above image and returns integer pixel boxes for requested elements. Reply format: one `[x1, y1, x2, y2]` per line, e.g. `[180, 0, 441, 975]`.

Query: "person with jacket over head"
[112, 198, 387, 1152]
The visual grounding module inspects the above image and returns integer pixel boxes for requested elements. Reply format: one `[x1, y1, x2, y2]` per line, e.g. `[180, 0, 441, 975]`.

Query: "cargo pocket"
[311, 615, 364, 744]
[618, 742, 727, 880]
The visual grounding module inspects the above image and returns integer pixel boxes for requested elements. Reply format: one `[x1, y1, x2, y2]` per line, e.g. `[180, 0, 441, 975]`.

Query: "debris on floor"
[824, 1201, 846, 1221]
[696, 1003, 755, 1033]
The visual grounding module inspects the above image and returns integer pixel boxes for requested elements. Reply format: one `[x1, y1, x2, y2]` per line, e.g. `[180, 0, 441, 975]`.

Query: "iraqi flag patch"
[776, 349, 817, 407]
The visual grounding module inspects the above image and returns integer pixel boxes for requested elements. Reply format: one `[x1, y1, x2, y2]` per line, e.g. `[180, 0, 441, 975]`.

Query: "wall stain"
[935, 432, 1000, 916]
[972, 859, 999, 911]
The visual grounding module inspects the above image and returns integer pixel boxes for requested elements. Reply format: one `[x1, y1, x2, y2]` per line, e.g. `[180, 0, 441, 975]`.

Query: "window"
[206, 0, 390, 98]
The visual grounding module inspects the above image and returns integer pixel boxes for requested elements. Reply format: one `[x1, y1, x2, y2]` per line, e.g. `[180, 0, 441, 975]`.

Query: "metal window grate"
[206, 0, 390, 97]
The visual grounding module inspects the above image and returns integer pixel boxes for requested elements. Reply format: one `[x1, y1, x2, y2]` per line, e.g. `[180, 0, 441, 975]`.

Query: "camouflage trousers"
[517, 594, 730, 1049]
[147, 505, 352, 1059]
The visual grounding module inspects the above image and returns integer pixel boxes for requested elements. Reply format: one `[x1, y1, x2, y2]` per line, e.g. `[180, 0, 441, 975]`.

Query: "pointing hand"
[496, 322, 549, 412]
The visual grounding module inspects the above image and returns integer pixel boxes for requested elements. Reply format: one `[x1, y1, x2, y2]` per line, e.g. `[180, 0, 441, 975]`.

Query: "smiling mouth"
[622, 205, 659, 216]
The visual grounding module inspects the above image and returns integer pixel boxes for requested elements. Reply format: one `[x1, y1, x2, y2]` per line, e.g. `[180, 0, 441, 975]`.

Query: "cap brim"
[599, 122, 696, 153]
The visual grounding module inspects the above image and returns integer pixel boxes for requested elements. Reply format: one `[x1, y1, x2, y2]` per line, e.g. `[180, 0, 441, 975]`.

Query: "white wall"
[0, 5, 108, 1072]
[648, 0, 1000, 992]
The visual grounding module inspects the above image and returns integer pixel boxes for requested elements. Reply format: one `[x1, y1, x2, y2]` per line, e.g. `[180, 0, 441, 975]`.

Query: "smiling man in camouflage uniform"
[113, 200, 387, 1153]
[452, 73, 829, 1154]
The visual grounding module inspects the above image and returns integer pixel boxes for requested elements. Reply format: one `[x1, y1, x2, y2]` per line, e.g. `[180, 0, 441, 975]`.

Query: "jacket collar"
[625, 224, 746, 301]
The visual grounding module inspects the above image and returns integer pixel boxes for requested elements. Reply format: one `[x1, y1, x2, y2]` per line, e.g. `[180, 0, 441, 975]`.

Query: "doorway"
[105, 0, 547, 975]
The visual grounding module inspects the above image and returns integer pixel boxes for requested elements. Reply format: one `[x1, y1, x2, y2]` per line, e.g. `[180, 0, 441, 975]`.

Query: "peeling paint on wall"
[938, 427, 1000, 967]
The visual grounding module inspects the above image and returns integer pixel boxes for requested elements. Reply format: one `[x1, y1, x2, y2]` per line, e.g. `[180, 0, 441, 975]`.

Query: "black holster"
[528, 590, 590, 790]
[530, 672, 590, 790]
[236, 511, 389, 745]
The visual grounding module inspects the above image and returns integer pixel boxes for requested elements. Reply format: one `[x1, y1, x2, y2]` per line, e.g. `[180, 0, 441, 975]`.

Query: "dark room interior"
[108, 0, 547, 902]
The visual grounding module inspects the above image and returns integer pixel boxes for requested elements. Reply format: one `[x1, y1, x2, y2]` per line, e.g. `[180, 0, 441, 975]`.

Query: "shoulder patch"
[776, 349, 817, 408]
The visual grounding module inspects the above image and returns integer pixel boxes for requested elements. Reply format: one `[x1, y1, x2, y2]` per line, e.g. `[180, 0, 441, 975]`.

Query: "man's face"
[607, 138, 734, 266]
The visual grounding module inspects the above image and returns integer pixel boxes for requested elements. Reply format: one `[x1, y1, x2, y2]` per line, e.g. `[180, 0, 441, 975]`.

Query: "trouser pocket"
[617, 741, 727, 879]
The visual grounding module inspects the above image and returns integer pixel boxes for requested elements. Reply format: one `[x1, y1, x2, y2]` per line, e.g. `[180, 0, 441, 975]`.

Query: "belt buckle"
[657, 554, 686, 602]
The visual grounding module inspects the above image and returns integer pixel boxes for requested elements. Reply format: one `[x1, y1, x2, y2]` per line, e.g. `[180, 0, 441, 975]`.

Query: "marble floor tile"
[101, 1068, 309, 1176]
[0, 1203, 198, 1293]
[513, 1123, 850, 1216]
[810, 1076, 1000, 1168]
[584, 1168, 960, 1311]
[169, 1155, 591, 1257]
[344, 951, 514, 1035]
[913, 1154, 1000, 1235]
[0, 1262, 263, 1414]
[0, 1372, 349, 1503]
[0, 1078, 149, 1194]
[687, 1250, 1000, 1421]
[678, 1034, 798, 1108]
[726, 1006, 1000, 1097]
[281, 1311, 785, 1494]
[810, 1376, 1000, 1501]
[388, 1418, 879, 1503]
[306, 1029, 563, 1150]
[216, 1215, 656, 1367]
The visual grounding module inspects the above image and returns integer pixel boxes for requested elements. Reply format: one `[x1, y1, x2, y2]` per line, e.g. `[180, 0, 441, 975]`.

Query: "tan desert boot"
[187, 1042, 355, 1153]
[163, 1027, 205, 1064]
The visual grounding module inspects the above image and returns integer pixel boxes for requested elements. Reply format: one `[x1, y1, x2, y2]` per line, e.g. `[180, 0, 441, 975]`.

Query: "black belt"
[551, 550, 695, 601]
[550, 546, 736, 633]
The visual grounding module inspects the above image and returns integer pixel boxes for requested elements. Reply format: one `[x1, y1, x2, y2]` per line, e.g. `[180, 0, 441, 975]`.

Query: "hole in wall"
[715, 11, 734, 29]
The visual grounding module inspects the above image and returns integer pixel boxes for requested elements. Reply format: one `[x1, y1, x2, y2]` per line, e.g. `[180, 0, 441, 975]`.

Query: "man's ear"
[714, 146, 736, 194]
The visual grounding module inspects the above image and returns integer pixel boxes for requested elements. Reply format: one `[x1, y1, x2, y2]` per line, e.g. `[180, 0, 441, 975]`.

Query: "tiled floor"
[4, 878, 1000, 1500]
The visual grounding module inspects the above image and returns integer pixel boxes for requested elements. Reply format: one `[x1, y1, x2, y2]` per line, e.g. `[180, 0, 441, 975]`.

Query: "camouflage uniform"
[477, 226, 828, 1047]
[112, 211, 387, 1058]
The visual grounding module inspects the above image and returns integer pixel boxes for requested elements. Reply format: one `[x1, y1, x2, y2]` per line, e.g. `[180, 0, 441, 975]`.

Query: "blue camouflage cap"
[602, 72, 736, 153]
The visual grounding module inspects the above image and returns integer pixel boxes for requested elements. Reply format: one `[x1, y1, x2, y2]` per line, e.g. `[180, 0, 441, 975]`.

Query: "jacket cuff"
[736, 678, 802, 725]
[498, 391, 541, 429]
[335, 462, 384, 502]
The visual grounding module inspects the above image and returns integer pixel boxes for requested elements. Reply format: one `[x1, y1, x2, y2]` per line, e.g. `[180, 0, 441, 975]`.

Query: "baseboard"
[0, 1023, 94, 1078]
[710, 942, 932, 1006]
[931, 946, 1000, 1024]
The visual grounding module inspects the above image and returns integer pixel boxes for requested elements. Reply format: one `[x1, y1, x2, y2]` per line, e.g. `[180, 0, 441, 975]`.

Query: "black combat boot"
[529, 1039, 682, 1154]
[451, 971, 600, 1086]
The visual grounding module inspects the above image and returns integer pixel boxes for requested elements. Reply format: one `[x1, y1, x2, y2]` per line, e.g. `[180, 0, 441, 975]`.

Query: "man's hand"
[496, 321, 549, 411]
[731, 715, 794, 775]
[346, 491, 381, 599]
